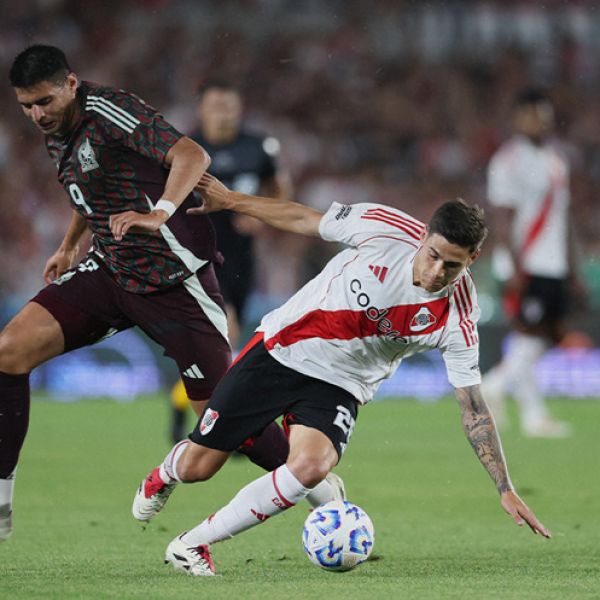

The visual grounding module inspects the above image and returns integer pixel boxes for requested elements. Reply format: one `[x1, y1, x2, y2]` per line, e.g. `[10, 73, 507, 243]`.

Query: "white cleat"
[325, 472, 346, 501]
[0, 504, 12, 542]
[165, 534, 215, 576]
[132, 467, 177, 522]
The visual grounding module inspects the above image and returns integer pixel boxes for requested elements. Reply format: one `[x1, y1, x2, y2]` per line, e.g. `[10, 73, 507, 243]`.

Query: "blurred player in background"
[0, 45, 334, 542]
[169, 79, 292, 442]
[133, 174, 551, 576]
[482, 88, 586, 438]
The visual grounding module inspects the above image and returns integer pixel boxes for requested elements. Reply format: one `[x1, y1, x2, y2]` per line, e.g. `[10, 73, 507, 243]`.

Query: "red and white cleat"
[165, 534, 216, 576]
[132, 467, 176, 522]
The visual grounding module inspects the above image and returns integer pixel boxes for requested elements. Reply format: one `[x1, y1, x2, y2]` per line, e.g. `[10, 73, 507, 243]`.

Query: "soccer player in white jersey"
[482, 88, 585, 438]
[132, 174, 551, 576]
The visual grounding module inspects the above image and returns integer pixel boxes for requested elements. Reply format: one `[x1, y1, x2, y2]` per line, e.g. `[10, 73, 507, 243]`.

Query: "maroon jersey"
[46, 81, 221, 294]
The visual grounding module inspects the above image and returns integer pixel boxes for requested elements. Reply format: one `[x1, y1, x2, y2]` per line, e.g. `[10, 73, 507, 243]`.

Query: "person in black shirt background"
[170, 80, 292, 442]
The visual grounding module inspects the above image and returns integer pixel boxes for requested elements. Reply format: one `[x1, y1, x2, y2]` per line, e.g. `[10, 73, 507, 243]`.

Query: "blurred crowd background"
[1, 0, 599, 337]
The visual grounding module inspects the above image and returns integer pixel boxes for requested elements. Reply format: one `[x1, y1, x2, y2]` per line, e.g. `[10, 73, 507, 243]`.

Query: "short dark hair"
[9, 44, 71, 88]
[428, 200, 487, 253]
[513, 86, 551, 109]
[197, 78, 238, 98]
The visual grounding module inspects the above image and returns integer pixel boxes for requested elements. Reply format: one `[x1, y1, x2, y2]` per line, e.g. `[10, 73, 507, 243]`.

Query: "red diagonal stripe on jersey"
[264, 297, 450, 350]
[521, 184, 555, 256]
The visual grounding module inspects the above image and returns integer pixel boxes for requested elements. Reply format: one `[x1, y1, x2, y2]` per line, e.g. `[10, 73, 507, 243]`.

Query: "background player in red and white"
[482, 88, 586, 438]
[132, 174, 551, 576]
[169, 79, 292, 442]
[0, 45, 335, 542]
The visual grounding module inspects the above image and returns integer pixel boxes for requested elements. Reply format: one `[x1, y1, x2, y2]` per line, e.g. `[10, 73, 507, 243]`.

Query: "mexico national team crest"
[77, 138, 99, 173]
[200, 409, 220, 436]
[409, 306, 437, 332]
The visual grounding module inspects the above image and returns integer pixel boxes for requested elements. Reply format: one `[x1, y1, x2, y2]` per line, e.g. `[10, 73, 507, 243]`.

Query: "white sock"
[0, 469, 16, 507]
[504, 333, 548, 425]
[159, 440, 189, 483]
[305, 478, 335, 508]
[181, 464, 311, 546]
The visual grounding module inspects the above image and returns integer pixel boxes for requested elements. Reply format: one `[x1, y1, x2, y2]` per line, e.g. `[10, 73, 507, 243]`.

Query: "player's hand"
[500, 490, 551, 538]
[188, 173, 232, 215]
[109, 210, 168, 241]
[43, 246, 79, 284]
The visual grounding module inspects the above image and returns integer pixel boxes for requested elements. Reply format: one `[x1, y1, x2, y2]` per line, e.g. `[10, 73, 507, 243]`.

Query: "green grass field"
[1, 395, 599, 599]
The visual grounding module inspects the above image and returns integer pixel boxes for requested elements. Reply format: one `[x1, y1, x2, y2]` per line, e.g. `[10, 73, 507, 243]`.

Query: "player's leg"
[503, 277, 570, 437]
[169, 379, 189, 443]
[135, 267, 291, 470]
[0, 259, 130, 540]
[0, 302, 66, 540]
[163, 366, 356, 576]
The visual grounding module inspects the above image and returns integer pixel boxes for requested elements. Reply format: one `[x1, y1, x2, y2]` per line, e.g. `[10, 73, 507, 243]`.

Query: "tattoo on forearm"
[456, 386, 513, 494]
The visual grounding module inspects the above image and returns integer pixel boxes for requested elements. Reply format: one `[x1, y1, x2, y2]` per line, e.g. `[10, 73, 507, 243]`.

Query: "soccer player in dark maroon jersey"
[0, 44, 317, 541]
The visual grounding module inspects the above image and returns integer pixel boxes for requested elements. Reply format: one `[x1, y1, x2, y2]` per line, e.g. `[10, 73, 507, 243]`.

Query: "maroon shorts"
[31, 254, 231, 400]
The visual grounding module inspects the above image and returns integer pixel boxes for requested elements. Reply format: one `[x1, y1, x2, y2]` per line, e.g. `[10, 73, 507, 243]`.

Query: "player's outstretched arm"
[43, 210, 88, 283]
[192, 173, 323, 237]
[454, 384, 552, 538]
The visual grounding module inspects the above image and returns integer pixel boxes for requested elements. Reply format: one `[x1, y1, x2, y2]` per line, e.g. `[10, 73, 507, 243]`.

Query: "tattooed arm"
[455, 384, 552, 538]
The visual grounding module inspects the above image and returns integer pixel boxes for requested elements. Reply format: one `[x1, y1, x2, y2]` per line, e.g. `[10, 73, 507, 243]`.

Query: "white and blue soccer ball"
[302, 500, 375, 572]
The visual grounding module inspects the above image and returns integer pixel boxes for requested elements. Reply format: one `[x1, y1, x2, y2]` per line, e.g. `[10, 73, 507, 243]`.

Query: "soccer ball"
[302, 500, 375, 572]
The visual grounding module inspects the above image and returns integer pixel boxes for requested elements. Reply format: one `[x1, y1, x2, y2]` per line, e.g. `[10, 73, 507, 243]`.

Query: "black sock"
[237, 421, 289, 472]
[0, 372, 30, 478]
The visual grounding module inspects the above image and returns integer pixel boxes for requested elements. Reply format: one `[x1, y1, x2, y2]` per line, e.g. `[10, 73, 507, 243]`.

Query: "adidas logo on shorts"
[183, 364, 204, 379]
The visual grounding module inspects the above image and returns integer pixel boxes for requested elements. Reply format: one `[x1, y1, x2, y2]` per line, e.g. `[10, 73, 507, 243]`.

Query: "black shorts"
[31, 254, 231, 400]
[190, 334, 359, 461]
[513, 275, 569, 326]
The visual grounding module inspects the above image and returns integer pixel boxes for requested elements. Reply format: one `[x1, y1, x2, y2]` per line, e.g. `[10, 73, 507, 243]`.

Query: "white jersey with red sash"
[258, 202, 481, 404]
[487, 134, 570, 278]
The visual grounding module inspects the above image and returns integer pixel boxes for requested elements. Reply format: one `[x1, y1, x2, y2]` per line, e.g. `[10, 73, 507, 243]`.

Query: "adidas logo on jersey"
[368, 264, 389, 283]
[183, 364, 204, 379]
[77, 138, 99, 173]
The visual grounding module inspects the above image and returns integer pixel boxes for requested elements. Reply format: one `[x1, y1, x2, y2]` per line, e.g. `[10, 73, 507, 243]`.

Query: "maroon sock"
[0, 372, 30, 478]
[237, 421, 289, 472]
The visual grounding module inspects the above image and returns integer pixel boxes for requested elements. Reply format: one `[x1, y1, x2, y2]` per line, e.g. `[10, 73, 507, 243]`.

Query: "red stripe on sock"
[272, 469, 295, 508]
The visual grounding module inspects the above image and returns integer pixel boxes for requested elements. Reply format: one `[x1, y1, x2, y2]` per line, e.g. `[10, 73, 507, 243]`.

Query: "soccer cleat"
[165, 534, 215, 576]
[0, 504, 12, 542]
[325, 472, 346, 501]
[132, 467, 177, 522]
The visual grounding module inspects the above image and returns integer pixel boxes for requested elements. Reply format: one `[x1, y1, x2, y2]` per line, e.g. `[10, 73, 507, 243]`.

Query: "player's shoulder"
[490, 136, 527, 167]
[321, 202, 425, 246]
[82, 80, 153, 131]
[451, 269, 478, 311]
[356, 203, 425, 239]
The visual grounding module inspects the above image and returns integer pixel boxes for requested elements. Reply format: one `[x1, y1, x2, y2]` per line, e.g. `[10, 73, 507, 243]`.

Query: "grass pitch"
[1, 395, 599, 599]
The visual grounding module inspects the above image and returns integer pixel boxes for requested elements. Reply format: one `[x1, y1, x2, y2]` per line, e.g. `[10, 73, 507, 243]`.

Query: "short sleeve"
[319, 202, 425, 248]
[87, 87, 183, 163]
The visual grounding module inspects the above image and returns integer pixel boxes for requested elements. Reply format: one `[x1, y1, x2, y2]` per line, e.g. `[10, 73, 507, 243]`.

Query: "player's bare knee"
[0, 332, 31, 374]
[287, 455, 331, 489]
[176, 449, 222, 483]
